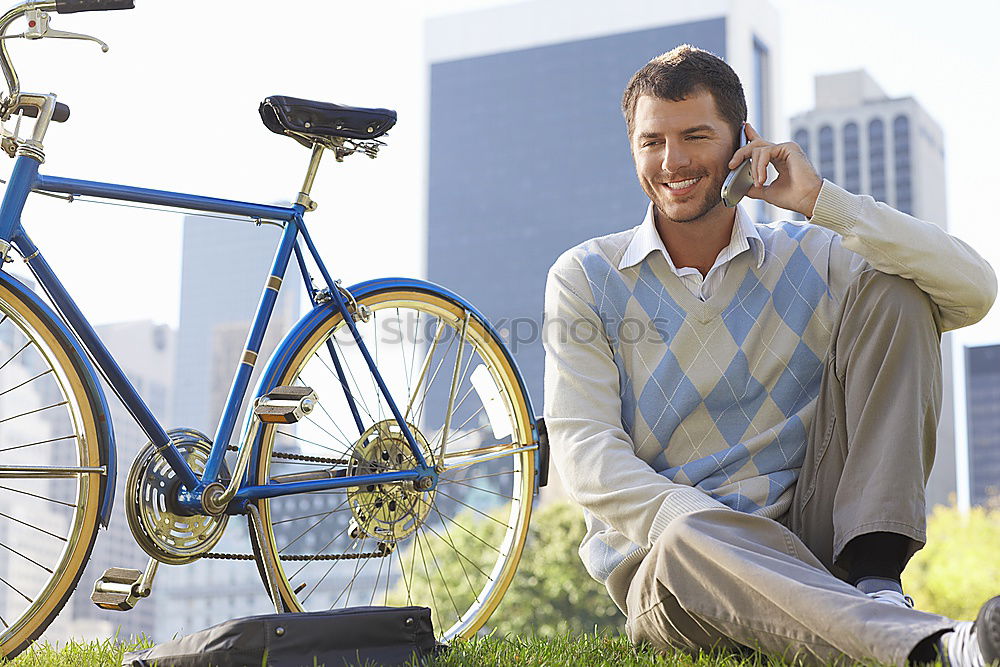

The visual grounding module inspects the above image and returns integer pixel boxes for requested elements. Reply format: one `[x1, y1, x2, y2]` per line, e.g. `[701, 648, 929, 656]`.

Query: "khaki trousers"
[625, 270, 955, 665]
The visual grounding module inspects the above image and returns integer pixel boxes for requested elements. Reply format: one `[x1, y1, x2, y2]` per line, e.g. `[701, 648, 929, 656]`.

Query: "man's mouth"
[662, 176, 702, 196]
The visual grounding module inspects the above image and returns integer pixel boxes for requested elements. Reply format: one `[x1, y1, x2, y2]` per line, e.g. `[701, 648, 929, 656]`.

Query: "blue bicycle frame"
[0, 153, 441, 518]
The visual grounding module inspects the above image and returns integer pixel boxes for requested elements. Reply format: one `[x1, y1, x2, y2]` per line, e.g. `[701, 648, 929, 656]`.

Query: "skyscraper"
[964, 343, 1000, 506]
[426, 0, 781, 495]
[789, 71, 956, 510]
[156, 214, 302, 640]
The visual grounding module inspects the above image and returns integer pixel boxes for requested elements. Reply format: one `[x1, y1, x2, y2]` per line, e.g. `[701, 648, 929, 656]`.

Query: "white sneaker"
[866, 589, 915, 608]
[938, 596, 1000, 667]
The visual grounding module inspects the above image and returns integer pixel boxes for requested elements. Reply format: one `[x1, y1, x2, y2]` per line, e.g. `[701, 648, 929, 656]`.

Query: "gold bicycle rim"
[253, 288, 535, 641]
[0, 284, 102, 658]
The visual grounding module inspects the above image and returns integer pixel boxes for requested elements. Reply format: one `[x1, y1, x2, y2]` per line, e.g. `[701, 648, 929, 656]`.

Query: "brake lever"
[22, 9, 109, 52]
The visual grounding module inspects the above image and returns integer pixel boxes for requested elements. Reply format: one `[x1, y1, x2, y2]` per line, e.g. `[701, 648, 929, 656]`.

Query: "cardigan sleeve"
[542, 251, 728, 549]
[811, 180, 996, 332]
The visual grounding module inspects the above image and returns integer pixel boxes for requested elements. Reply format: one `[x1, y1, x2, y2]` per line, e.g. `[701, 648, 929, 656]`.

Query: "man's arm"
[731, 122, 996, 331]
[809, 180, 996, 331]
[542, 254, 728, 549]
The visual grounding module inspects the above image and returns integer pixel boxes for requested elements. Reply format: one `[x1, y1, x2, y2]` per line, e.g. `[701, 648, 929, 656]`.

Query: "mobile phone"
[721, 123, 753, 208]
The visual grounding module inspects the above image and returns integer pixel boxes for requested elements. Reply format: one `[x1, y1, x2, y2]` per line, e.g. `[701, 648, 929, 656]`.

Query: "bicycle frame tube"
[0, 155, 434, 508]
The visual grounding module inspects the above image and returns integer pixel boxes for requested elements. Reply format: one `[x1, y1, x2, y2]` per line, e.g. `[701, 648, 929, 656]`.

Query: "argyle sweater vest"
[562, 220, 842, 586]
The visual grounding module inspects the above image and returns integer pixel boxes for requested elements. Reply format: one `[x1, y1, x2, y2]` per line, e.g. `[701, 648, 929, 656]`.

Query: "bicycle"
[0, 0, 548, 659]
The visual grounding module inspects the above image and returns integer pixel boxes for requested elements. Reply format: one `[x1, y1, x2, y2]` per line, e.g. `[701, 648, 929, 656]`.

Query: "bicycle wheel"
[250, 284, 536, 641]
[0, 279, 105, 659]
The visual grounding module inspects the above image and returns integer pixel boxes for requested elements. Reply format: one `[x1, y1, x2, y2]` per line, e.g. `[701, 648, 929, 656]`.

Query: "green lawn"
[2, 633, 906, 666]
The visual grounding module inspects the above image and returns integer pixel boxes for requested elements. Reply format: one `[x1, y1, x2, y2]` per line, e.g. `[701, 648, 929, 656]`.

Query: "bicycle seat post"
[295, 143, 325, 212]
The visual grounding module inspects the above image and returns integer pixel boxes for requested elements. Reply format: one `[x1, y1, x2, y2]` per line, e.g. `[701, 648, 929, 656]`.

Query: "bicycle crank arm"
[91, 557, 159, 611]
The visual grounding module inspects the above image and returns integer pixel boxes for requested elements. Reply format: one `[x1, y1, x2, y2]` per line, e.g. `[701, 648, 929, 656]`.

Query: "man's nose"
[661, 141, 692, 173]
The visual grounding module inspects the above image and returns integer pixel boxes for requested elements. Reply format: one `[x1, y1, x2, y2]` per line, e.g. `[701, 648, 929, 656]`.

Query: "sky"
[3, 0, 998, 355]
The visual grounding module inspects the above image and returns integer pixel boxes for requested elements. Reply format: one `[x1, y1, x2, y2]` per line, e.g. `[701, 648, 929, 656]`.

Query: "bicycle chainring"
[126, 428, 230, 565]
[347, 419, 436, 542]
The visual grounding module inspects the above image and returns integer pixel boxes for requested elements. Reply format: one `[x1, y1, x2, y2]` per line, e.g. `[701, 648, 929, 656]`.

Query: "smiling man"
[542, 45, 999, 666]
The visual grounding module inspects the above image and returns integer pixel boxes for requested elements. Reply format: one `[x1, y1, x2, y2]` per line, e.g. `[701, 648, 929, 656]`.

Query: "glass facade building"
[965, 344, 1000, 505]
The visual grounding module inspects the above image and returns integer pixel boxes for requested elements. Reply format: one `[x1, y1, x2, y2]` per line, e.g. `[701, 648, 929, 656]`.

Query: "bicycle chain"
[212, 446, 385, 561]
[226, 444, 349, 465]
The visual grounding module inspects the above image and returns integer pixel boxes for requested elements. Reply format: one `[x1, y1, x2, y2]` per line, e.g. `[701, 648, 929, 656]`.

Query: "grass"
[1, 633, 905, 667]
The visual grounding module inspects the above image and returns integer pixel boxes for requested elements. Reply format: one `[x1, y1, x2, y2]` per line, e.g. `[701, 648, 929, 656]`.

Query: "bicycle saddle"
[259, 95, 397, 147]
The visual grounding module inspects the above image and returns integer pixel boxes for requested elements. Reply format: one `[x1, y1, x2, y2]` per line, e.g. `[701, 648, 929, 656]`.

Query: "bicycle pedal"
[92, 567, 143, 611]
[254, 386, 317, 424]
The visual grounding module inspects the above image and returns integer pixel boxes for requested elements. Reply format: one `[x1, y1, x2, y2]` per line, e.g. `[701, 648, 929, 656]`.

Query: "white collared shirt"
[618, 203, 765, 301]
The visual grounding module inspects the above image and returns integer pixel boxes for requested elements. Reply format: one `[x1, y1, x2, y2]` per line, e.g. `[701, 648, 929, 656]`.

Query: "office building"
[426, 0, 781, 496]
[964, 344, 1000, 506]
[790, 71, 956, 510]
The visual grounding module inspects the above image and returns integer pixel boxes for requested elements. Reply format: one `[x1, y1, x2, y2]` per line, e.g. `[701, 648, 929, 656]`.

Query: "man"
[542, 45, 999, 665]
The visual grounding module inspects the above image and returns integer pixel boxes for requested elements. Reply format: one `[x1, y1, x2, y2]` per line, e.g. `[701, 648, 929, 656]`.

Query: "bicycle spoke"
[0, 539, 53, 573]
[0, 400, 69, 425]
[0, 341, 30, 373]
[428, 500, 502, 557]
[438, 477, 515, 502]
[0, 433, 77, 454]
[405, 318, 445, 420]
[418, 526, 462, 625]
[0, 484, 76, 507]
[435, 504, 483, 605]
[434, 488, 511, 529]
[0, 368, 52, 398]
[413, 528, 442, 627]
[0, 510, 68, 540]
[0, 573, 33, 604]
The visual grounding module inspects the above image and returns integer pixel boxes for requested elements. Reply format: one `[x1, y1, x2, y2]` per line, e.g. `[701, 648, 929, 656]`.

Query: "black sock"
[842, 532, 911, 586]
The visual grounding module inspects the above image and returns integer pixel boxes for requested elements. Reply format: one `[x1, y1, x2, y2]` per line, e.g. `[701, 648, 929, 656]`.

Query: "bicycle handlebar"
[17, 99, 68, 121]
[54, 0, 132, 12]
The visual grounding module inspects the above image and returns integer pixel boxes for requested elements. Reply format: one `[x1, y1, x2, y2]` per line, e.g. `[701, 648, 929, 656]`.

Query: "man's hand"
[728, 122, 823, 218]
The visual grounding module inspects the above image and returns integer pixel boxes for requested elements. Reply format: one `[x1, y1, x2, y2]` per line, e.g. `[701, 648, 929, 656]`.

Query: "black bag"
[122, 606, 437, 667]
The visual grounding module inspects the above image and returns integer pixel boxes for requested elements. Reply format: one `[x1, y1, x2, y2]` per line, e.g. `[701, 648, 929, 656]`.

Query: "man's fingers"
[752, 146, 771, 187]
[744, 122, 762, 141]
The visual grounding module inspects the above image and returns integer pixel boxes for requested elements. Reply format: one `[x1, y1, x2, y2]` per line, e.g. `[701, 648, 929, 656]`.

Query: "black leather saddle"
[259, 95, 397, 147]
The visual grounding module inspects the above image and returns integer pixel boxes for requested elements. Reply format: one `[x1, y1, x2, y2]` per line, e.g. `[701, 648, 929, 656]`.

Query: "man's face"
[630, 91, 736, 224]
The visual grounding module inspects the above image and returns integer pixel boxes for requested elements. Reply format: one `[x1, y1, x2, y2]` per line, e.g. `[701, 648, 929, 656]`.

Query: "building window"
[868, 118, 886, 203]
[843, 122, 860, 194]
[794, 128, 809, 160]
[893, 114, 912, 215]
[818, 125, 835, 182]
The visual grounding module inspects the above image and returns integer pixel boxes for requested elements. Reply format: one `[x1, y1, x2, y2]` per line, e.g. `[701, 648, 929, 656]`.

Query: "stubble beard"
[652, 170, 726, 224]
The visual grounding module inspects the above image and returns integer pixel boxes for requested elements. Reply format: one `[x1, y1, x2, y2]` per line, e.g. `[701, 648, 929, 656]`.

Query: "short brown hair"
[621, 45, 747, 148]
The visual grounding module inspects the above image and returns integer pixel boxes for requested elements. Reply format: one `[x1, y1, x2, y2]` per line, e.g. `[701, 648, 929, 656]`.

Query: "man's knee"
[851, 270, 939, 330]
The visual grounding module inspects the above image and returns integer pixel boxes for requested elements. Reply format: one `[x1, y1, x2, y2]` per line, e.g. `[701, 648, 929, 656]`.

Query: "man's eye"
[687, 135, 707, 140]
[642, 140, 660, 148]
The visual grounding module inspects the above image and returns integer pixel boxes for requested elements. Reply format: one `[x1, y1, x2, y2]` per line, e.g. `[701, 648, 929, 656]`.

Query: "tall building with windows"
[789, 70, 955, 510]
[426, 2, 781, 498]
[964, 344, 1000, 506]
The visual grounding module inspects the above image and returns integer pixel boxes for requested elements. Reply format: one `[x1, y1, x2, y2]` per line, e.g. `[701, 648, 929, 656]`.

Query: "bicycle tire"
[0, 277, 106, 660]
[248, 283, 536, 642]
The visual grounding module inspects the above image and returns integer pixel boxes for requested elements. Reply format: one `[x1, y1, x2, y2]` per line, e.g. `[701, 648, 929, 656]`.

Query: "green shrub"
[902, 496, 1000, 620]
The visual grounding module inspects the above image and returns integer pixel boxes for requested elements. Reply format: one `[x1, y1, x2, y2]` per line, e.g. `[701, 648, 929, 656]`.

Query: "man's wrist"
[798, 177, 823, 219]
